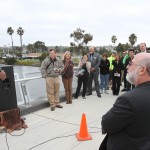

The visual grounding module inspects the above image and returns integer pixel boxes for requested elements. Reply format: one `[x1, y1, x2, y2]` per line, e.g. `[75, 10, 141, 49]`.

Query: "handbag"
[75, 68, 85, 77]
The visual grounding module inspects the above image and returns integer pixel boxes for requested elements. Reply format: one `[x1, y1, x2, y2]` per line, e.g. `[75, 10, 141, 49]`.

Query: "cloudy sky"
[1, 0, 150, 47]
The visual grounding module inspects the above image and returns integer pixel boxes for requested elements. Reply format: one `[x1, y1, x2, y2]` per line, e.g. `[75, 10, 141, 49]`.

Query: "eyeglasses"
[128, 61, 143, 67]
[128, 60, 150, 75]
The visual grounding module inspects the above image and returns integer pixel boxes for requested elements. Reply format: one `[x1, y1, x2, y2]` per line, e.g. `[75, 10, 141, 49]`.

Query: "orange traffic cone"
[76, 113, 92, 141]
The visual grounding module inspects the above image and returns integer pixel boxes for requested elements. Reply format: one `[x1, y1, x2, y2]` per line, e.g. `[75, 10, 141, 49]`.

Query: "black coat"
[101, 81, 150, 150]
[99, 59, 110, 75]
[112, 59, 123, 74]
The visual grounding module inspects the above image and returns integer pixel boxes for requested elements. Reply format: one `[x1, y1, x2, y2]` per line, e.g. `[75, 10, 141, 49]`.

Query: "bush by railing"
[2, 56, 80, 67]
[16, 59, 41, 66]
[5, 57, 17, 65]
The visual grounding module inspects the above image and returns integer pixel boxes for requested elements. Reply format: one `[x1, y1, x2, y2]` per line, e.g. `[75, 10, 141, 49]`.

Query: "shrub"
[38, 52, 48, 62]
[5, 58, 17, 65]
[16, 59, 40, 66]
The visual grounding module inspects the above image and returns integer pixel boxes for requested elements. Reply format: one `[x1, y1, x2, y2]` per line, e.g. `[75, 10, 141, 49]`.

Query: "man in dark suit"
[87, 46, 101, 97]
[100, 53, 150, 150]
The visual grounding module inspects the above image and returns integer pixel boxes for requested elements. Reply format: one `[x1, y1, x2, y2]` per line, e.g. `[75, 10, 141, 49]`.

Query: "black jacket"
[99, 59, 110, 75]
[101, 81, 150, 150]
[112, 60, 123, 74]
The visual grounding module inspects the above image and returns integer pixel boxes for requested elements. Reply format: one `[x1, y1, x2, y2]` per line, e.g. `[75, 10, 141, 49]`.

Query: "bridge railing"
[14, 67, 78, 108]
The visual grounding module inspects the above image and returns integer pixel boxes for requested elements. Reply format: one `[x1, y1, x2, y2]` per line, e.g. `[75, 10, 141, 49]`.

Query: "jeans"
[100, 74, 110, 92]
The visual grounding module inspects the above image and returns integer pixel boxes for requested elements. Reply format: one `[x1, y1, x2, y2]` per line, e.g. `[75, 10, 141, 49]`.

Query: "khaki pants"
[46, 77, 60, 107]
[62, 78, 73, 102]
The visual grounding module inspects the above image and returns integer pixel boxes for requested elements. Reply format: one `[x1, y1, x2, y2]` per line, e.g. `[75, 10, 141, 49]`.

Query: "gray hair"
[140, 58, 150, 76]
[89, 46, 95, 50]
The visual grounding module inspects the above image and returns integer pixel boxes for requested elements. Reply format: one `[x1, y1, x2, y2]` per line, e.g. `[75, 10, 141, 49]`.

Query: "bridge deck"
[0, 90, 122, 150]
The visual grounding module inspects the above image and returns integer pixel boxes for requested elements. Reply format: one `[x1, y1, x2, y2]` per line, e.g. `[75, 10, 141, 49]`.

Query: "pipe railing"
[15, 67, 79, 107]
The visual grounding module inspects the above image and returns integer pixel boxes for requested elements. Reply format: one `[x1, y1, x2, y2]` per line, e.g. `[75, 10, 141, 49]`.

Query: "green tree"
[34, 41, 47, 52]
[129, 33, 137, 47]
[116, 43, 130, 53]
[98, 47, 110, 55]
[111, 35, 117, 47]
[70, 28, 93, 54]
[7, 27, 14, 57]
[17, 27, 24, 56]
[38, 52, 48, 62]
[26, 43, 35, 53]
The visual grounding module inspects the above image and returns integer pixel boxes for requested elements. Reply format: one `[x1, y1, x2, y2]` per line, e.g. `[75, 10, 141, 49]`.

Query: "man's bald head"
[127, 53, 150, 86]
[135, 53, 150, 76]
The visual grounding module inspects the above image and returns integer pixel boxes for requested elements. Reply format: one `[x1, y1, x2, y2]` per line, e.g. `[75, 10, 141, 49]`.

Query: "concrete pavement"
[0, 90, 122, 150]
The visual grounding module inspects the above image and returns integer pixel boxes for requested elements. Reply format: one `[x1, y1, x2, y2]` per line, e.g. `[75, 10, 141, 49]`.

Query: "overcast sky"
[1, 0, 150, 47]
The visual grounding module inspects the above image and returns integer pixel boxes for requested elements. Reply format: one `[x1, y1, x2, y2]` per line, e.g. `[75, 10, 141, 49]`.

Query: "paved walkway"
[0, 90, 122, 150]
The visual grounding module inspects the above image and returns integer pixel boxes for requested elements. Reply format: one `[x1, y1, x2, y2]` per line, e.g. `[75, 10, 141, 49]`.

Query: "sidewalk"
[0, 90, 120, 150]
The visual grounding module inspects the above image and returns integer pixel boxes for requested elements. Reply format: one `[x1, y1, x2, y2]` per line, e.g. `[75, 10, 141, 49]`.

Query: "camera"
[53, 68, 59, 72]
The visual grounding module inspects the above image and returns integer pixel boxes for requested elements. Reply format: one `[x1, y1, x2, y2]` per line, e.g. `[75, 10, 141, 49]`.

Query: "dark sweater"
[99, 59, 110, 75]
[61, 60, 74, 79]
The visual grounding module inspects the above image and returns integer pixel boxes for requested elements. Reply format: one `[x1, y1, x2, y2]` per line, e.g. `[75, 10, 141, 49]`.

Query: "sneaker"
[73, 97, 78, 99]
[105, 91, 108, 94]
[82, 97, 86, 99]
[86, 93, 92, 96]
[97, 94, 101, 98]
[51, 107, 55, 111]
[55, 105, 63, 108]
[121, 88, 127, 92]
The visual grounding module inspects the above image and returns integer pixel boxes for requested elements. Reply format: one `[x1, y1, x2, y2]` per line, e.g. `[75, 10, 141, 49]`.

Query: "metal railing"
[15, 68, 78, 108]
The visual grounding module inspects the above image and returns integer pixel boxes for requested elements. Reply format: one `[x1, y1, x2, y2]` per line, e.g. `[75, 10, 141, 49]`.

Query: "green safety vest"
[108, 56, 115, 70]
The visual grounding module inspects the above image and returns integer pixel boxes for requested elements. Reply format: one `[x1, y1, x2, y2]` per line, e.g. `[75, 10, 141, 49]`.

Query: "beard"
[126, 68, 138, 85]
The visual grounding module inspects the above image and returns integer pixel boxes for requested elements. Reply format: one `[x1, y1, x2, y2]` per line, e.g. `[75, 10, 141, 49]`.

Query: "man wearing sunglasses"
[100, 53, 150, 150]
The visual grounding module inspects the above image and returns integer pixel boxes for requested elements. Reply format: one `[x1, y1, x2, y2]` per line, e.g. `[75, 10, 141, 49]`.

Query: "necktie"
[90, 55, 93, 62]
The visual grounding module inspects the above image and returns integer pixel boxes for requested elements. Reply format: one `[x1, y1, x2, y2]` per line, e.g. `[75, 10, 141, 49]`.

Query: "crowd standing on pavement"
[100, 52, 150, 150]
[40, 43, 150, 111]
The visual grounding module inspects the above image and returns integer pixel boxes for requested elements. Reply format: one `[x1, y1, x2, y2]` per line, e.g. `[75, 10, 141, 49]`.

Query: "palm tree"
[17, 27, 24, 56]
[129, 33, 137, 47]
[111, 35, 117, 47]
[7, 27, 14, 57]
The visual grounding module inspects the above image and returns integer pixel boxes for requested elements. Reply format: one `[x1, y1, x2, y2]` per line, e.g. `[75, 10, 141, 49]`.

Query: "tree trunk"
[20, 35, 22, 57]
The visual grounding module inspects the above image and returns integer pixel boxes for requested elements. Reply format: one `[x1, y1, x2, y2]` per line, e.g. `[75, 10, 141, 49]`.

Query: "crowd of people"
[1, 42, 150, 149]
[100, 49, 150, 150]
[40, 43, 149, 112]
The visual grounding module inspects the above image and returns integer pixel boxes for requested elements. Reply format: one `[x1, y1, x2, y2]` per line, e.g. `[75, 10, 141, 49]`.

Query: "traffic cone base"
[76, 133, 92, 141]
[76, 113, 92, 141]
